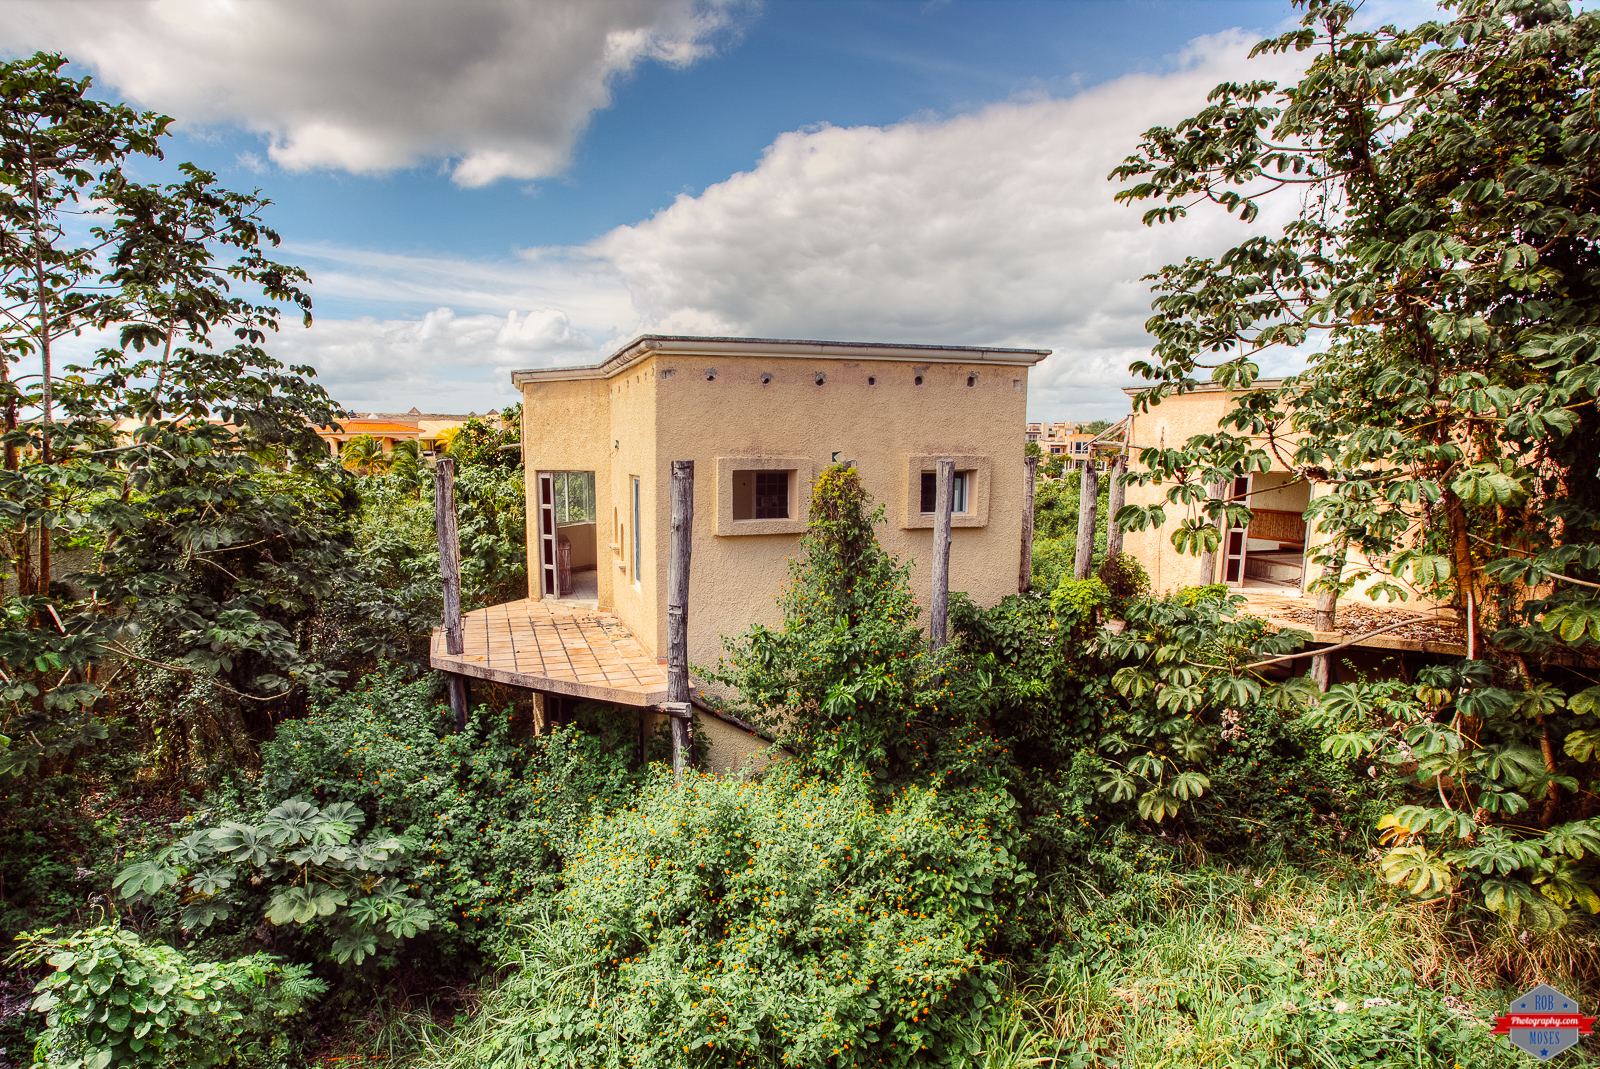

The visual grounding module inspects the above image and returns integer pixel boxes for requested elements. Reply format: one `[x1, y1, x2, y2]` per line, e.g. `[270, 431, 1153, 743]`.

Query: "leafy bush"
[112, 796, 432, 967]
[254, 670, 642, 971]
[1028, 536, 1073, 595]
[10, 925, 324, 1068]
[1048, 577, 1107, 624]
[1093, 552, 1148, 616]
[417, 763, 1030, 1069]
[709, 465, 947, 779]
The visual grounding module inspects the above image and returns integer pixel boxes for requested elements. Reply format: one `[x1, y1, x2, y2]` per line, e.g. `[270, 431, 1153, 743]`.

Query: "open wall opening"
[1223, 472, 1312, 591]
[537, 471, 598, 600]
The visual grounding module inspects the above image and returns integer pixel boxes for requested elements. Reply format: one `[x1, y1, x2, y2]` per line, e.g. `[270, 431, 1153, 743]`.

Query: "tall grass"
[999, 864, 1600, 1068]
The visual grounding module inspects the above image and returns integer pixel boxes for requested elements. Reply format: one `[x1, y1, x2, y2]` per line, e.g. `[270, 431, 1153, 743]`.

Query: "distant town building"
[1025, 421, 1099, 470]
[316, 407, 495, 457]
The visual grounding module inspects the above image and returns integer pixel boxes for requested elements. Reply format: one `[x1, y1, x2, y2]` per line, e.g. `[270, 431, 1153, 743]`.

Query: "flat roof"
[512, 334, 1052, 385]
[1121, 378, 1287, 397]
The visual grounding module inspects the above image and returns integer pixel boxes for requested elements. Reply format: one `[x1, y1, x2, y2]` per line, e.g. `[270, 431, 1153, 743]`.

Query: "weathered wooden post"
[1105, 453, 1128, 559]
[1019, 455, 1039, 593]
[929, 458, 954, 649]
[434, 456, 468, 730]
[1072, 460, 1099, 580]
[666, 459, 694, 779]
[1309, 533, 1348, 691]
[1196, 478, 1227, 586]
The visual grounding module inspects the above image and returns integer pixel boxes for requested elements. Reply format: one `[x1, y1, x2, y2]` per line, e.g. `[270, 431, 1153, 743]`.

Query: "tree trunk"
[667, 460, 695, 776]
[1073, 461, 1099, 580]
[1105, 454, 1128, 559]
[930, 458, 954, 649]
[1019, 455, 1039, 593]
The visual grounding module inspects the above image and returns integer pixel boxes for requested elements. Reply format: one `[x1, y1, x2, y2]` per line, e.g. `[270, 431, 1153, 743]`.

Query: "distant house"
[1026, 420, 1098, 468]
[432, 334, 1050, 772]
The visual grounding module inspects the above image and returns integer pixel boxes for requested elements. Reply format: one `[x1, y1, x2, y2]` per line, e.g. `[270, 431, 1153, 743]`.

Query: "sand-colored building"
[1110, 383, 1441, 609]
[316, 409, 493, 458]
[432, 334, 1049, 773]
[1026, 421, 1098, 468]
[515, 335, 1048, 666]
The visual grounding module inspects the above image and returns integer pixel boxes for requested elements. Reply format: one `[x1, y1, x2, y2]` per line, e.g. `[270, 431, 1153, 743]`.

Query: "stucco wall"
[521, 377, 613, 604]
[653, 354, 1030, 667]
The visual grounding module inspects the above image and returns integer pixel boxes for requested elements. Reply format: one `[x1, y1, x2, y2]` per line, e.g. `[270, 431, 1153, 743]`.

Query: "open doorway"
[1221, 472, 1312, 591]
[535, 471, 597, 601]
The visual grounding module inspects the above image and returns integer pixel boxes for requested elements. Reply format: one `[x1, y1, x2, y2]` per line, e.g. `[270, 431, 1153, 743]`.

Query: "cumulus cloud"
[272, 306, 604, 413]
[0, 0, 738, 185]
[590, 30, 1311, 419]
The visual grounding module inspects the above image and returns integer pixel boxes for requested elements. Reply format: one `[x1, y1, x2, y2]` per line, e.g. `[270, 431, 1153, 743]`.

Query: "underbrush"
[407, 762, 1029, 1069]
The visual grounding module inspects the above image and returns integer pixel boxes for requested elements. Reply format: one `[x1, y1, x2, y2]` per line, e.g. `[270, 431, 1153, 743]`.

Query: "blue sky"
[0, 0, 1437, 418]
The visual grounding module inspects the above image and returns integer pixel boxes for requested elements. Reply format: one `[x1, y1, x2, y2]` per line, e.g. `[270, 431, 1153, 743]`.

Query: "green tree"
[1111, 0, 1600, 919]
[0, 52, 356, 775]
[708, 464, 946, 777]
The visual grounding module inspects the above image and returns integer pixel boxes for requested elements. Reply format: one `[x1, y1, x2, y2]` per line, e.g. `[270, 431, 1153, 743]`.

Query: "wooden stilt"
[1310, 533, 1348, 691]
[434, 456, 467, 731]
[1020, 455, 1039, 593]
[1105, 454, 1128, 559]
[1073, 460, 1099, 580]
[666, 460, 694, 779]
[930, 458, 954, 649]
[661, 701, 692, 780]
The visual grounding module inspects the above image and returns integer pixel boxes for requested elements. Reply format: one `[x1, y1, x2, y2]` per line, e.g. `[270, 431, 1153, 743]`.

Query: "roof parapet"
[511, 334, 1052, 385]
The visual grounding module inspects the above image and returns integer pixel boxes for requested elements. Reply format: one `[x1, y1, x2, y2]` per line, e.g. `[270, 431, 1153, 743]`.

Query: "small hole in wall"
[814, 372, 826, 386]
[867, 376, 876, 385]
[760, 372, 772, 385]
[967, 375, 976, 387]
[705, 368, 717, 381]
[914, 375, 923, 386]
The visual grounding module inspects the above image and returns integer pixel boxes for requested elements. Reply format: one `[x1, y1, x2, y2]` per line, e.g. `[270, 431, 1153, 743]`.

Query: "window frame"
[901, 454, 992, 529]
[715, 456, 815, 536]
[631, 476, 642, 587]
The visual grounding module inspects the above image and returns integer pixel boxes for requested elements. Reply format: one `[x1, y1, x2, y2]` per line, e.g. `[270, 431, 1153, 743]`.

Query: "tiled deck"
[430, 598, 668, 706]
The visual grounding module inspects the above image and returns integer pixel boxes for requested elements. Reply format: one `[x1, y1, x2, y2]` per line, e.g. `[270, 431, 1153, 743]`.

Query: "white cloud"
[272, 306, 603, 413]
[588, 29, 1311, 420]
[0, 0, 738, 185]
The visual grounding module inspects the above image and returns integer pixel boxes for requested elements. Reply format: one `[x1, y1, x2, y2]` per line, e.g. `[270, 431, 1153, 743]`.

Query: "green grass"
[1002, 864, 1600, 1068]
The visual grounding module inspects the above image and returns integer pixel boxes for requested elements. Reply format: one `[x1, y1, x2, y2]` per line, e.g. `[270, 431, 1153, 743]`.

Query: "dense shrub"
[708, 465, 949, 780]
[416, 763, 1030, 1069]
[111, 671, 645, 981]
[10, 925, 323, 1068]
[254, 671, 643, 972]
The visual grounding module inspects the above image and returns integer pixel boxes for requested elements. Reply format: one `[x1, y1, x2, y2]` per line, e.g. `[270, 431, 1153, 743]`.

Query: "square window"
[919, 471, 969, 514]
[732, 469, 796, 520]
[717, 458, 813, 535]
[754, 471, 789, 518]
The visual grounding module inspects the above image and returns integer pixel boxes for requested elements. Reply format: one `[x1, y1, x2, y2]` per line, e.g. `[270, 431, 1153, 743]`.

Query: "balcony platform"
[1235, 588, 1467, 656]
[430, 598, 668, 706]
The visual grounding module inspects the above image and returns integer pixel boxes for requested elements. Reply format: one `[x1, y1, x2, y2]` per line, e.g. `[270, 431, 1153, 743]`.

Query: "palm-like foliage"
[388, 440, 421, 489]
[340, 434, 390, 477]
